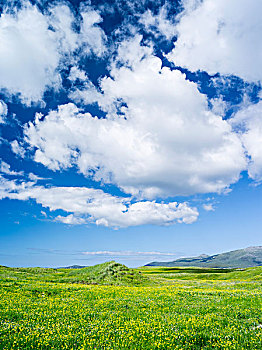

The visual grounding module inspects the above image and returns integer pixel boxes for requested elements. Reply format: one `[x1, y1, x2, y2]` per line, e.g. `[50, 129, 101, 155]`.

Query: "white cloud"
[69, 36, 150, 106]
[0, 2, 106, 104]
[28, 173, 45, 182]
[0, 161, 23, 176]
[25, 52, 246, 198]
[111, 35, 153, 72]
[49, 5, 79, 54]
[210, 97, 228, 118]
[40, 210, 47, 218]
[80, 250, 179, 261]
[0, 100, 8, 123]
[10, 140, 25, 158]
[231, 101, 262, 182]
[0, 4, 61, 104]
[139, 6, 176, 40]
[55, 214, 86, 225]
[168, 0, 262, 82]
[81, 250, 175, 256]
[69, 79, 102, 106]
[202, 203, 215, 212]
[68, 66, 87, 82]
[0, 177, 199, 227]
[79, 9, 106, 57]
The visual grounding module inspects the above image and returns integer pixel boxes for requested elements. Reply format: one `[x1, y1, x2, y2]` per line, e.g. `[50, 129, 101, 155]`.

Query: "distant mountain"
[56, 265, 88, 269]
[145, 246, 262, 268]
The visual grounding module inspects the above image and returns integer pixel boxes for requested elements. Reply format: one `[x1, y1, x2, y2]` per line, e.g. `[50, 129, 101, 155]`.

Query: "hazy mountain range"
[145, 246, 262, 268]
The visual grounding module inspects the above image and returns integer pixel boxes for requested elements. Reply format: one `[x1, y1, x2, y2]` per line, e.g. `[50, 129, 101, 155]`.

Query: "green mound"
[0, 261, 151, 286]
[64, 261, 151, 285]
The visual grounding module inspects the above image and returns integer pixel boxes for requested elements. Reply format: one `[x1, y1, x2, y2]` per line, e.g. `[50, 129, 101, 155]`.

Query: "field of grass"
[138, 265, 262, 281]
[1, 263, 262, 349]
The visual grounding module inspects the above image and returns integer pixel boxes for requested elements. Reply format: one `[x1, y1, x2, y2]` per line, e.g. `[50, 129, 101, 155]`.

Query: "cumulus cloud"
[68, 66, 87, 82]
[0, 178, 199, 227]
[28, 173, 45, 182]
[168, 0, 262, 82]
[111, 35, 153, 72]
[0, 161, 23, 176]
[10, 140, 25, 158]
[55, 214, 86, 225]
[0, 2, 106, 104]
[0, 4, 61, 103]
[202, 203, 215, 212]
[79, 9, 107, 57]
[25, 51, 246, 198]
[1, 0, 260, 232]
[0, 100, 8, 123]
[139, 6, 177, 40]
[69, 35, 151, 106]
[231, 101, 262, 182]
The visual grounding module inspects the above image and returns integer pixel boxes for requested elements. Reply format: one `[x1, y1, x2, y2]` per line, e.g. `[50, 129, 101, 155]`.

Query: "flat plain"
[1, 262, 262, 349]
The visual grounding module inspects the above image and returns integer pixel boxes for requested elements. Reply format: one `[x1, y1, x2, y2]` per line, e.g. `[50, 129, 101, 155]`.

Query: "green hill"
[145, 246, 262, 268]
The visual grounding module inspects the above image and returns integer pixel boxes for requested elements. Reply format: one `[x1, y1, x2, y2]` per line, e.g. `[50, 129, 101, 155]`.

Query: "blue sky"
[0, 0, 261, 267]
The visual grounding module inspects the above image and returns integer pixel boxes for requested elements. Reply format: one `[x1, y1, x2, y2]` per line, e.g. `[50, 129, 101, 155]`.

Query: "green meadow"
[1, 262, 262, 349]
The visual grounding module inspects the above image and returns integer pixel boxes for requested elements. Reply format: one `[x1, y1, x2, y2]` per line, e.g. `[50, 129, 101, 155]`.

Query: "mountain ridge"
[145, 246, 262, 268]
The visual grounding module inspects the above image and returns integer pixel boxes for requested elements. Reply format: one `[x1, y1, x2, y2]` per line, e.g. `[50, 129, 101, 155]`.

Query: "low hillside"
[0, 261, 151, 286]
[146, 246, 262, 268]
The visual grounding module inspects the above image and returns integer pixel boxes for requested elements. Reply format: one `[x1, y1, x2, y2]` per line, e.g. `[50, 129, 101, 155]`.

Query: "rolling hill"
[145, 246, 262, 268]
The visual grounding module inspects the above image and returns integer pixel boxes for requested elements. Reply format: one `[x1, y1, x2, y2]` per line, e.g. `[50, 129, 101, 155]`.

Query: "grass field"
[1, 263, 262, 349]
